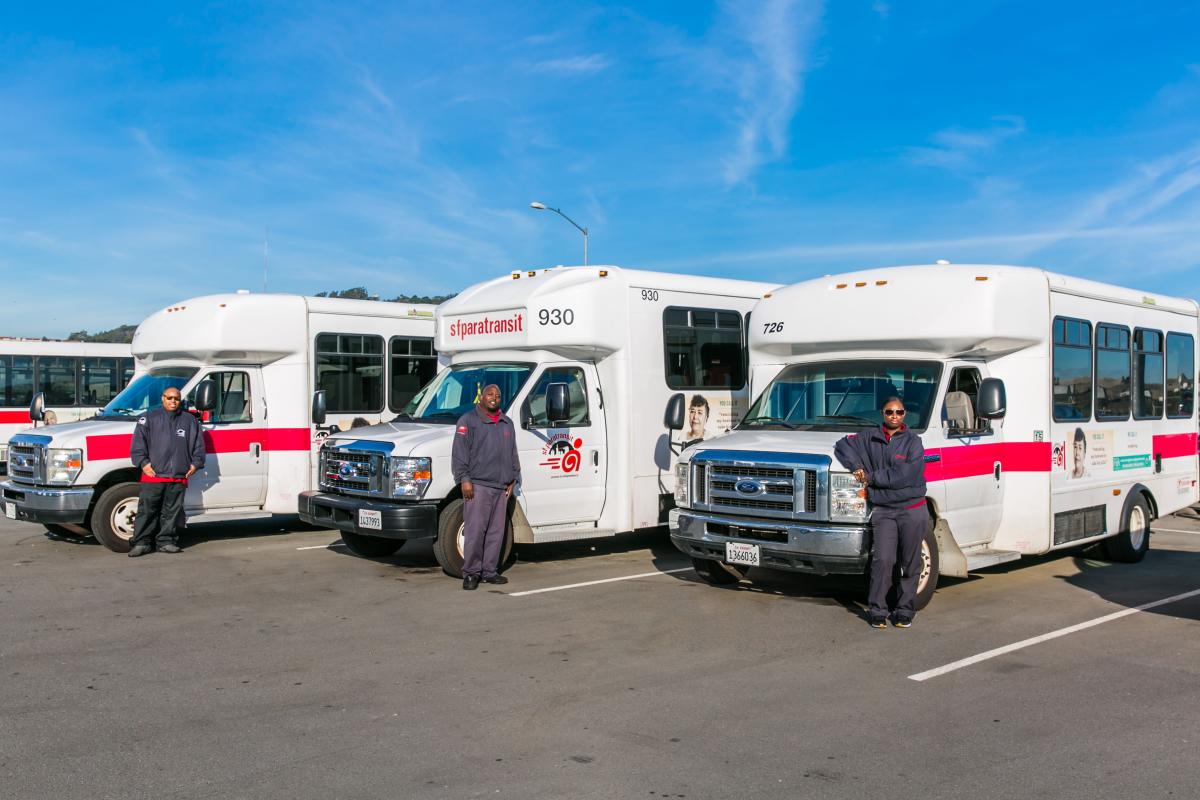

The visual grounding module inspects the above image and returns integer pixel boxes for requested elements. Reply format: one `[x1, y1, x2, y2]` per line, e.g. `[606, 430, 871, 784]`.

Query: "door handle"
[251, 443, 261, 458]
[993, 461, 1001, 481]
[1154, 453, 1162, 474]
[592, 450, 599, 466]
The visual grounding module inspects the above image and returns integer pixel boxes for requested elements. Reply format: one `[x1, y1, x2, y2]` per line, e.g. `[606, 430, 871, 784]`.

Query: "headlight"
[674, 461, 690, 506]
[830, 471, 868, 522]
[389, 456, 432, 498]
[47, 448, 83, 485]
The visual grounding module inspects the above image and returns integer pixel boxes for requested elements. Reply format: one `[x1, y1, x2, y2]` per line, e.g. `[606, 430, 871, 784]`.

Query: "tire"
[1103, 495, 1151, 563]
[432, 497, 514, 578]
[691, 557, 748, 586]
[340, 530, 405, 558]
[90, 483, 142, 553]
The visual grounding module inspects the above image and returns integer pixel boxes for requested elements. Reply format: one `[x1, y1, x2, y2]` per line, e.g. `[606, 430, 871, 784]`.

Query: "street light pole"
[529, 201, 589, 266]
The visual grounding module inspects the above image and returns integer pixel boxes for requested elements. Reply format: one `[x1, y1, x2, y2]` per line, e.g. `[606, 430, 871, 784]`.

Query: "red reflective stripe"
[1153, 432, 1198, 459]
[924, 442, 1051, 483]
[0, 411, 32, 424]
[86, 428, 313, 461]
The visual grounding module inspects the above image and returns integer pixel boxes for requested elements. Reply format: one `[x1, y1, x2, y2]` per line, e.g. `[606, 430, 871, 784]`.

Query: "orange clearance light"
[599, 270, 608, 277]
[836, 283, 847, 289]
[763, 292, 773, 298]
[511, 272, 521, 279]
[875, 280, 888, 286]
[527, 271, 536, 277]
[975, 276, 989, 281]
[855, 281, 867, 287]
[1113, 489, 1121, 496]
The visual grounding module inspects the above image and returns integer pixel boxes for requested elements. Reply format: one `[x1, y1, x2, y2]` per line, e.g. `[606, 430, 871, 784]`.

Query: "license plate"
[357, 509, 382, 530]
[725, 541, 760, 567]
[5, 502, 16, 520]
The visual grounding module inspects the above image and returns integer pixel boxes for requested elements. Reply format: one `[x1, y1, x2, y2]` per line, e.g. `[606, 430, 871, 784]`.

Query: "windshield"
[401, 363, 534, 423]
[741, 360, 942, 431]
[98, 367, 198, 418]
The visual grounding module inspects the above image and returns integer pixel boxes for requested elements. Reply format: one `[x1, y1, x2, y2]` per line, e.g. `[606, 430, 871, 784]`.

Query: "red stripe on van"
[924, 442, 1051, 482]
[0, 411, 32, 424]
[85, 428, 312, 461]
[1154, 432, 1198, 459]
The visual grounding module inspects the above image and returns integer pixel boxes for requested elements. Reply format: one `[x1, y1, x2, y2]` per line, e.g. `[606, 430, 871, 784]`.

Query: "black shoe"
[892, 615, 913, 629]
[868, 615, 888, 629]
[159, 544, 182, 554]
[128, 544, 152, 558]
[462, 575, 480, 590]
[482, 575, 508, 585]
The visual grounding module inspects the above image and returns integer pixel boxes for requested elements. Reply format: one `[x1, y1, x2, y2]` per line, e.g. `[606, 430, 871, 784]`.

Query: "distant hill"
[67, 325, 138, 344]
[315, 287, 455, 304]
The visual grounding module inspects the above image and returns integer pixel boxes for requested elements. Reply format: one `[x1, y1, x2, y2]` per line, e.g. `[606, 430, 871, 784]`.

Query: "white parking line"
[908, 586, 1200, 682]
[1152, 526, 1200, 535]
[297, 541, 347, 551]
[509, 568, 692, 597]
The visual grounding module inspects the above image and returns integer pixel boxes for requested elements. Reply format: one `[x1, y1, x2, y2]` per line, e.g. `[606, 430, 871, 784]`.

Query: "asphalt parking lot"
[3, 511, 1199, 800]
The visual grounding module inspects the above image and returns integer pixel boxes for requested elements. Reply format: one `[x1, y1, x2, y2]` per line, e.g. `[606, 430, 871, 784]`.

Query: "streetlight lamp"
[529, 201, 589, 266]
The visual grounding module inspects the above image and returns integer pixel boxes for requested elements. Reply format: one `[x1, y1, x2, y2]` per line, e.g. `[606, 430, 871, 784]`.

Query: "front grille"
[320, 449, 385, 496]
[8, 444, 44, 484]
[688, 451, 830, 521]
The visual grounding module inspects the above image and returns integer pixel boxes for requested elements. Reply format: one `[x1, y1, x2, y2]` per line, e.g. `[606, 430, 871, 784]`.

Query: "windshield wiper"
[816, 415, 876, 425]
[741, 416, 799, 430]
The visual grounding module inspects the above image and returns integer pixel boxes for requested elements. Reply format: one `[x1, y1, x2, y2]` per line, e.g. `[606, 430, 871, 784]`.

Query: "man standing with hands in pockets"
[834, 396, 928, 629]
[452, 384, 520, 590]
[128, 386, 206, 557]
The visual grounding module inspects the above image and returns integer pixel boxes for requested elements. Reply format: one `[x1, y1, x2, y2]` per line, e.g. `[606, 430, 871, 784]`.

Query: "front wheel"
[90, 483, 141, 553]
[1103, 495, 1151, 563]
[432, 497, 513, 578]
[913, 517, 940, 611]
[692, 557, 748, 586]
[340, 530, 405, 558]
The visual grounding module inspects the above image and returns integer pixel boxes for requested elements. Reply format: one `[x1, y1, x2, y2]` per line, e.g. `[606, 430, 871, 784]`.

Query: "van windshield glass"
[741, 360, 942, 431]
[402, 363, 533, 423]
[97, 368, 199, 418]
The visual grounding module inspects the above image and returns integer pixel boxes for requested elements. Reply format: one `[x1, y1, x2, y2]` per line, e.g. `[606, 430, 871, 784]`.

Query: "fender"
[1117, 483, 1156, 533]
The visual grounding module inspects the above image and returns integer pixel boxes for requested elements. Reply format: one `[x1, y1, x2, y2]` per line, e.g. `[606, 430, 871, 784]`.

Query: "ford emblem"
[339, 463, 355, 478]
[735, 479, 765, 495]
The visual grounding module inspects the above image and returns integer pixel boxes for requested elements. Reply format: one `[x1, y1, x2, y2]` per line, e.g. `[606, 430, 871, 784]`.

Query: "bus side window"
[1133, 328, 1164, 420]
[943, 367, 988, 436]
[1165, 332, 1195, 419]
[662, 307, 745, 390]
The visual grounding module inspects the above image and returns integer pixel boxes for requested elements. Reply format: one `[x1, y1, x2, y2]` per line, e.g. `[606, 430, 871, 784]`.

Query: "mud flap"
[934, 517, 968, 579]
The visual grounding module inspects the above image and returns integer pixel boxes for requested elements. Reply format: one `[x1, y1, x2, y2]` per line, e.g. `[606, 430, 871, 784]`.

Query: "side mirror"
[29, 392, 46, 424]
[977, 377, 1007, 419]
[311, 390, 327, 426]
[519, 401, 532, 429]
[193, 380, 217, 412]
[546, 382, 571, 425]
[664, 393, 685, 430]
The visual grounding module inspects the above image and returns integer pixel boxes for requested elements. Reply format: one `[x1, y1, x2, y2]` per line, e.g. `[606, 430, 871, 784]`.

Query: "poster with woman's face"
[674, 393, 749, 451]
[1070, 427, 1087, 479]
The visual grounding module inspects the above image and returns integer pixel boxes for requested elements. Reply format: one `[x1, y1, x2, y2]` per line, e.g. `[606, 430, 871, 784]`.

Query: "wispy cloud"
[528, 54, 611, 74]
[906, 115, 1026, 171]
[721, 0, 824, 185]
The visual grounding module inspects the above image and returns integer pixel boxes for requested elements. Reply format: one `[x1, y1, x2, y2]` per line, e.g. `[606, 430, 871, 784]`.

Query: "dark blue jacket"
[833, 426, 926, 509]
[451, 406, 521, 489]
[130, 407, 206, 479]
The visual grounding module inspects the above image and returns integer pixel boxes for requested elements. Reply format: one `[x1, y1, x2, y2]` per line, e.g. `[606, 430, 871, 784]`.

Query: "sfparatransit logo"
[539, 433, 582, 474]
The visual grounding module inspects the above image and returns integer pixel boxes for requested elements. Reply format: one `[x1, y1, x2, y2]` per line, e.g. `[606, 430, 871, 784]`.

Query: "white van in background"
[299, 265, 777, 575]
[670, 264, 1198, 608]
[2, 293, 437, 551]
[0, 340, 134, 472]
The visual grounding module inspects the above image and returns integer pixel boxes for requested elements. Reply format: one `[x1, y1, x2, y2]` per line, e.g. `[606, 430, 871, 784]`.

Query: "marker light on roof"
[975, 276, 989, 281]
[836, 283, 847, 289]
[599, 270, 608, 277]
[511, 272, 520, 279]
[876, 280, 888, 286]
[855, 281, 866, 287]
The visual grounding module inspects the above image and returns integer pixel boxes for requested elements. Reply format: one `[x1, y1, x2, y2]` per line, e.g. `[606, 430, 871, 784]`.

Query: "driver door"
[185, 369, 269, 511]
[514, 363, 607, 529]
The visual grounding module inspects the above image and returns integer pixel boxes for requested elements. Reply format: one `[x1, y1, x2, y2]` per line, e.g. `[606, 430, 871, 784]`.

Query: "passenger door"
[186, 369, 269, 511]
[926, 365, 1005, 547]
[514, 363, 608, 529]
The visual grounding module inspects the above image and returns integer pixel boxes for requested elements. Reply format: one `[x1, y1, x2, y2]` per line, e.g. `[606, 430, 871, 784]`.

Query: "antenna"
[263, 227, 269, 292]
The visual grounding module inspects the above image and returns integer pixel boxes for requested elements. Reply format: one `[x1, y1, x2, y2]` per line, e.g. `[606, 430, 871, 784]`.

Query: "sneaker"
[128, 544, 152, 558]
[893, 616, 913, 629]
[462, 575, 480, 591]
[482, 575, 508, 585]
[159, 544, 183, 554]
[868, 615, 888, 629]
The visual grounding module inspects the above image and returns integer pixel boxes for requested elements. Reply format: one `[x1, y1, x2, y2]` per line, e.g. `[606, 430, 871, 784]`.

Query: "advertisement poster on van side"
[1086, 429, 1113, 476]
[672, 393, 747, 452]
[1113, 429, 1152, 471]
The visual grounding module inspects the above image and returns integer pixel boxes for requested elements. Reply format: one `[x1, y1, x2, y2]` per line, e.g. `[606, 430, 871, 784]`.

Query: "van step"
[963, 548, 1022, 571]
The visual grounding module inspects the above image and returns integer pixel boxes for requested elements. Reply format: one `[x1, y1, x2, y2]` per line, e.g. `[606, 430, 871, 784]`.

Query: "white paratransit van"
[0, 340, 134, 472]
[298, 265, 778, 575]
[2, 293, 437, 552]
[670, 264, 1199, 608]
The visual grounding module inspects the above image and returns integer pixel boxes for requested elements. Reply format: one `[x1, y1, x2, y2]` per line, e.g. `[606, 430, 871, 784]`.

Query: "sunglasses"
[883, 409, 906, 416]
[162, 396, 182, 402]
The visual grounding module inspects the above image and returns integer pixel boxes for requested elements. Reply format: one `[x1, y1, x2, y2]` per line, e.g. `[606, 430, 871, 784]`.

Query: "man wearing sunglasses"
[834, 396, 927, 629]
[127, 387, 206, 557]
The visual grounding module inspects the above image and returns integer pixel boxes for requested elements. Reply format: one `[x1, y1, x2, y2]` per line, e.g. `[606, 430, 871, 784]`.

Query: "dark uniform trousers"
[462, 484, 508, 578]
[131, 482, 187, 549]
[868, 503, 926, 618]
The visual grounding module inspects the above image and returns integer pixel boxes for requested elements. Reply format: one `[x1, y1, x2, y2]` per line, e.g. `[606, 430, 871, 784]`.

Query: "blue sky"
[3, 1, 1199, 337]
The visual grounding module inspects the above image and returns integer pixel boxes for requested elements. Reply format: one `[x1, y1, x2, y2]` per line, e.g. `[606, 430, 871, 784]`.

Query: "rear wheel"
[340, 530, 405, 558]
[433, 498, 515, 578]
[1103, 495, 1151, 563]
[691, 557, 748, 586]
[90, 483, 141, 553]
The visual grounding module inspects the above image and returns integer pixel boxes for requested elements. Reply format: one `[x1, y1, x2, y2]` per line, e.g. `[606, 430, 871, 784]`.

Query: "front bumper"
[669, 508, 870, 575]
[1, 481, 94, 525]
[298, 491, 438, 540]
